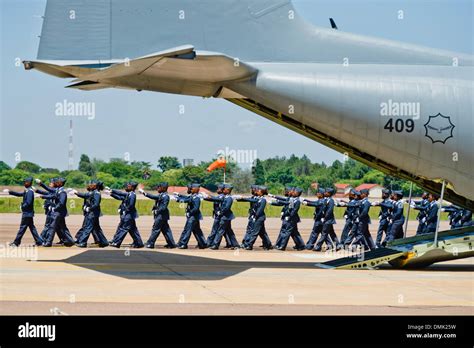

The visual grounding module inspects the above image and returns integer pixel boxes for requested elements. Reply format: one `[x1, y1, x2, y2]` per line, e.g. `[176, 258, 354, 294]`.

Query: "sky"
[1, 0, 472, 171]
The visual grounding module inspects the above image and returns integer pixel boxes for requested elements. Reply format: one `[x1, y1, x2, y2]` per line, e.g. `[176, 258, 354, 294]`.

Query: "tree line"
[0, 155, 422, 195]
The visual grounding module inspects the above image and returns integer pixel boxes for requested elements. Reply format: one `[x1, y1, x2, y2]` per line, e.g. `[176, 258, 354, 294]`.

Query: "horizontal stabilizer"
[66, 81, 113, 91]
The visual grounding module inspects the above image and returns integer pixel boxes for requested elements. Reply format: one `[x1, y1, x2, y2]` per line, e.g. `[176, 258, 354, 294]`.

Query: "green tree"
[78, 154, 96, 176]
[161, 169, 185, 186]
[65, 171, 91, 187]
[252, 159, 266, 185]
[0, 161, 11, 172]
[158, 156, 181, 172]
[0, 169, 30, 185]
[361, 170, 385, 185]
[96, 172, 116, 187]
[15, 161, 41, 173]
[182, 166, 206, 184]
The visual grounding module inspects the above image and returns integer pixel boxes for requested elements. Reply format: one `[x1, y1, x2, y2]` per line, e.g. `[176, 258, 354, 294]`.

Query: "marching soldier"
[40, 178, 75, 247]
[209, 184, 239, 250]
[139, 182, 177, 249]
[442, 205, 462, 229]
[412, 192, 429, 235]
[74, 180, 109, 248]
[240, 186, 273, 250]
[273, 187, 305, 251]
[302, 188, 325, 250]
[270, 186, 293, 249]
[419, 193, 440, 234]
[108, 182, 144, 248]
[4, 177, 43, 246]
[384, 191, 405, 244]
[314, 188, 338, 251]
[35, 178, 57, 242]
[335, 189, 359, 250]
[237, 185, 259, 247]
[373, 189, 393, 248]
[73, 181, 102, 245]
[175, 184, 207, 249]
[352, 189, 375, 251]
[203, 184, 232, 248]
[459, 209, 473, 227]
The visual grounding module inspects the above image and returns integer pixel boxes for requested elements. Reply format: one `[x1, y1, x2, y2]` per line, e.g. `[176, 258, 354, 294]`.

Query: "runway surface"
[1, 214, 472, 315]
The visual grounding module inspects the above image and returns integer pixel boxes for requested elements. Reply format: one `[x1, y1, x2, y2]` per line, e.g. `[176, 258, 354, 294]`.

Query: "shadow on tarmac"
[38, 249, 323, 280]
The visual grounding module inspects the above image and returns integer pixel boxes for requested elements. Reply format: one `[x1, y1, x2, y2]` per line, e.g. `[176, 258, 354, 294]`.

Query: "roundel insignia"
[424, 113, 455, 144]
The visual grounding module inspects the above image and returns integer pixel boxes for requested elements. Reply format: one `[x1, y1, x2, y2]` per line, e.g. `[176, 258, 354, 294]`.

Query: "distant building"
[355, 183, 384, 198]
[183, 159, 194, 167]
[335, 183, 353, 197]
[167, 186, 212, 195]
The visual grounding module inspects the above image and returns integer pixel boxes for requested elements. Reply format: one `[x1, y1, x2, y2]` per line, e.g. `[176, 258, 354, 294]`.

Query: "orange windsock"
[207, 158, 227, 172]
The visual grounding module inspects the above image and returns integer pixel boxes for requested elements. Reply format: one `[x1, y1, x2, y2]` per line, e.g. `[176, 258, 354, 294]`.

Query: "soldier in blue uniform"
[35, 178, 57, 242]
[109, 181, 144, 248]
[383, 191, 405, 244]
[335, 189, 359, 250]
[270, 186, 293, 249]
[203, 184, 232, 248]
[237, 185, 259, 247]
[5, 177, 43, 246]
[140, 182, 177, 249]
[373, 189, 393, 248]
[209, 184, 239, 250]
[40, 178, 75, 247]
[75, 180, 109, 247]
[73, 181, 102, 245]
[459, 209, 473, 227]
[302, 188, 325, 250]
[175, 184, 207, 249]
[422, 193, 440, 234]
[240, 186, 273, 250]
[314, 188, 339, 251]
[273, 187, 305, 251]
[352, 189, 375, 251]
[412, 192, 429, 235]
[442, 205, 462, 229]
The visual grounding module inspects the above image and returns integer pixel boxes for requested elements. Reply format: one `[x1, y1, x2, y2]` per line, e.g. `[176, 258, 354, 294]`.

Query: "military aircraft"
[24, 0, 473, 268]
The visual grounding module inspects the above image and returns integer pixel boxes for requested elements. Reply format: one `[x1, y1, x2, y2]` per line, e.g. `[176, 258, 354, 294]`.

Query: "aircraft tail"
[38, 0, 472, 65]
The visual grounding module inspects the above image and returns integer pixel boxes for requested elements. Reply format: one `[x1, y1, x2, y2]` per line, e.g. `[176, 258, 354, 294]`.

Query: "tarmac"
[0, 214, 472, 315]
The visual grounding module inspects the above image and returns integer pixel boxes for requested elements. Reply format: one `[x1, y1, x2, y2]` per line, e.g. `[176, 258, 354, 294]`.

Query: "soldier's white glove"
[138, 188, 145, 194]
[232, 195, 242, 201]
[200, 192, 209, 199]
[372, 201, 379, 206]
[117, 209, 121, 213]
[35, 179, 41, 184]
[441, 208, 446, 212]
[3, 189, 9, 193]
[105, 186, 111, 191]
[389, 219, 393, 224]
[186, 213, 190, 218]
[169, 195, 178, 201]
[104, 190, 112, 195]
[302, 201, 308, 205]
[321, 218, 325, 223]
[268, 194, 275, 198]
[71, 189, 78, 195]
[344, 215, 348, 219]
[410, 202, 416, 208]
[421, 217, 426, 224]
[355, 218, 360, 223]
[85, 207, 90, 213]
[285, 216, 289, 221]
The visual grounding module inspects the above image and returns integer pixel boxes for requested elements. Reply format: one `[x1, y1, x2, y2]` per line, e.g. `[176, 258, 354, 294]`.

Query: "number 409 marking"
[384, 118, 415, 133]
